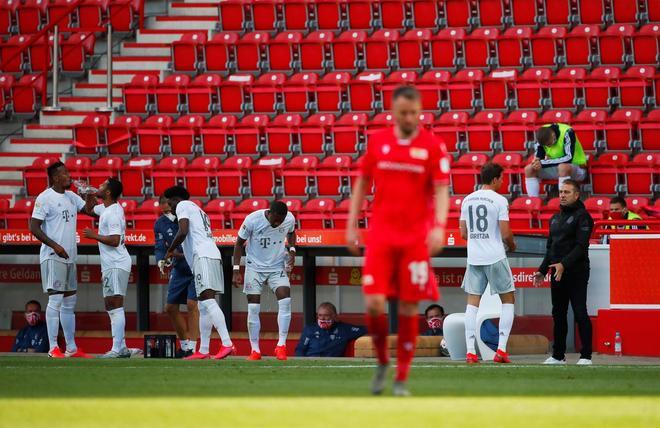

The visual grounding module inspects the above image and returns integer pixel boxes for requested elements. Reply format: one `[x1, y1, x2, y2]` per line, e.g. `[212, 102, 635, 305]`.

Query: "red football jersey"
[360, 127, 450, 245]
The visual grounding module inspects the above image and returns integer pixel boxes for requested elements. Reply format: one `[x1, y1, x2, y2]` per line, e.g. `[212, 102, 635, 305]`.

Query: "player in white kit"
[232, 201, 296, 361]
[29, 161, 97, 358]
[163, 186, 235, 360]
[459, 162, 517, 364]
[83, 178, 141, 358]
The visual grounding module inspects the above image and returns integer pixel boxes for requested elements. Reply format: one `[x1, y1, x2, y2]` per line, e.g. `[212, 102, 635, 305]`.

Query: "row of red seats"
[0, 73, 43, 115]
[2, 191, 657, 231]
[74, 109, 659, 159]
[23, 151, 659, 202]
[212, 0, 658, 32]
[171, 24, 659, 74]
[0, 32, 95, 73]
[122, 67, 659, 117]
[0, 0, 140, 34]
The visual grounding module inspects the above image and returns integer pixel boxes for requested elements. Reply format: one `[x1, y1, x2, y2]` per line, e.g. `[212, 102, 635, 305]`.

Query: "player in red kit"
[346, 86, 451, 396]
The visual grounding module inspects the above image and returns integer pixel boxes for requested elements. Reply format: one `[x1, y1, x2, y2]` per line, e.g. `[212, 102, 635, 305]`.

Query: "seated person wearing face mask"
[421, 304, 445, 336]
[12, 300, 49, 353]
[295, 302, 367, 357]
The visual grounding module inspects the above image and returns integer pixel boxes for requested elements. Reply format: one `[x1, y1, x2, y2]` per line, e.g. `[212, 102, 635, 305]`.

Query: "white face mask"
[165, 213, 176, 222]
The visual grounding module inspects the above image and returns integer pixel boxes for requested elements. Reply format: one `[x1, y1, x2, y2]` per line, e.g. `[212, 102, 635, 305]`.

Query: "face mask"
[609, 211, 624, 220]
[317, 319, 333, 330]
[25, 312, 40, 326]
[165, 213, 176, 222]
[427, 317, 443, 330]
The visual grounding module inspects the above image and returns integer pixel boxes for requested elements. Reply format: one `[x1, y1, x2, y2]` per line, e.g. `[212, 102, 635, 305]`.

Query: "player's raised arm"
[80, 193, 98, 217]
[346, 176, 369, 255]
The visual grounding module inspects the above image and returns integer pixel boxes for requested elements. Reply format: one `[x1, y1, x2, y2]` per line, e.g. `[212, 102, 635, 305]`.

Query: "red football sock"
[395, 315, 419, 382]
[366, 313, 389, 365]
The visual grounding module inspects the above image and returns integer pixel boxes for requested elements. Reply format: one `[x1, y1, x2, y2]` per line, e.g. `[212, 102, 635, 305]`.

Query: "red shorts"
[362, 241, 439, 302]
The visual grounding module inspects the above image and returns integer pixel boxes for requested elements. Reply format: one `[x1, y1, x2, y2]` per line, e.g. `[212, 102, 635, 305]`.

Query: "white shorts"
[243, 268, 291, 295]
[193, 256, 224, 296]
[461, 258, 515, 296]
[102, 268, 130, 297]
[538, 164, 587, 181]
[40, 260, 77, 293]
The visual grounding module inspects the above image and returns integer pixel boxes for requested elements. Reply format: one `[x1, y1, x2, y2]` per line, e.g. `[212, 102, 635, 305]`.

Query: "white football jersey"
[32, 188, 85, 265]
[175, 200, 220, 266]
[460, 189, 510, 266]
[94, 203, 132, 273]
[238, 209, 295, 272]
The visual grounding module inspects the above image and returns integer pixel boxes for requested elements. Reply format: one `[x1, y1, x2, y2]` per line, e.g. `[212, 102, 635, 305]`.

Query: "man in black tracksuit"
[534, 179, 594, 365]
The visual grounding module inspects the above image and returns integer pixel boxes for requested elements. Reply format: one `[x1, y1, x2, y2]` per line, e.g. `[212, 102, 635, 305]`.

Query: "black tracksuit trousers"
[551, 267, 592, 360]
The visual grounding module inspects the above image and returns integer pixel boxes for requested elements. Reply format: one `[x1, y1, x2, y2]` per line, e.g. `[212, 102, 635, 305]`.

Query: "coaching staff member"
[533, 179, 594, 366]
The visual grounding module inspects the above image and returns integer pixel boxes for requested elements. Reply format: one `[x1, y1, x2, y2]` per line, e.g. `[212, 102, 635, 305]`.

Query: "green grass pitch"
[1, 357, 660, 428]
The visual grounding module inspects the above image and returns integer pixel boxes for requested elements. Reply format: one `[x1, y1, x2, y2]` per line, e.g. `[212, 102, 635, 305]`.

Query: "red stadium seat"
[565, 25, 600, 67]
[201, 114, 237, 156]
[444, 0, 471, 27]
[632, 24, 659, 66]
[315, 0, 344, 30]
[500, 110, 538, 152]
[300, 114, 334, 154]
[619, 66, 655, 109]
[509, 196, 542, 229]
[219, 74, 254, 113]
[123, 74, 158, 115]
[589, 152, 629, 195]
[1, 35, 28, 73]
[418, 70, 450, 112]
[482, 69, 518, 110]
[265, 114, 303, 154]
[136, 115, 173, 155]
[348, 71, 383, 112]
[347, 0, 377, 29]
[333, 198, 366, 229]
[531, 26, 566, 67]
[28, 33, 59, 73]
[431, 28, 465, 69]
[583, 67, 620, 109]
[250, 72, 286, 114]
[217, 156, 252, 197]
[23, 157, 59, 197]
[549, 67, 586, 110]
[497, 27, 533, 68]
[249, 156, 285, 197]
[380, 0, 409, 29]
[279, 199, 303, 222]
[231, 198, 271, 228]
[397, 29, 431, 70]
[539, 109, 573, 125]
[269, 31, 303, 72]
[578, 0, 606, 25]
[540, 197, 561, 228]
[170, 115, 204, 155]
[491, 152, 523, 195]
[300, 31, 334, 71]
[152, 157, 187, 197]
[155, 74, 190, 114]
[315, 155, 353, 197]
[571, 109, 607, 152]
[515, 68, 551, 110]
[381, 71, 417, 111]
[332, 113, 368, 154]
[639, 109, 660, 151]
[625, 153, 659, 196]
[510, 0, 540, 26]
[11, 74, 45, 115]
[60, 32, 96, 75]
[0, 74, 13, 114]
[185, 156, 220, 198]
[299, 198, 336, 229]
[283, 72, 319, 113]
[366, 112, 395, 136]
[74, 114, 109, 155]
[107, 115, 140, 156]
[17, 0, 46, 33]
[599, 24, 634, 66]
[451, 153, 489, 194]
[171, 32, 205, 73]
[120, 157, 154, 197]
[5, 199, 35, 229]
[204, 199, 235, 229]
[333, 30, 367, 71]
[117, 200, 137, 229]
[545, 0, 577, 25]
[412, 0, 441, 28]
[88, 157, 122, 189]
[283, 155, 319, 197]
[584, 196, 611, 220]
[604, 109, 641, 151]
[650, 0, 660, 22]
[108, 0, 140, 32]
[234, 114, 269, 155]
[252, 0, 283, 32]
[218, 0, 248, 31]
[130, 199, 159, 229]
[447, 195, 464, 229]
[0, 0, 18, 36]
[433, 111, 469, 153]
[478, 0, 505, 27]
[236, 32, 269, 72]
[187, 74, 221, 115]
[611, 0, 641, 23]
[447, 69, 483, 111]
[463, 27, 499, 69]
[283, 0, 310, 30]
[625, 196, 650, 214]
[204, 32, 239, 73]
[467, 111, 503, 152]
[364, 29, 398, 71]
[79, 0, 108, 30]
[317, 71, 350, 115]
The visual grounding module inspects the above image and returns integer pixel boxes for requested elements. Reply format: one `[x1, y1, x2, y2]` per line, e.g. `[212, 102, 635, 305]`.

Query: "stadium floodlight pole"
[42, 25, 62, 112]
[97, 24, 115, 113]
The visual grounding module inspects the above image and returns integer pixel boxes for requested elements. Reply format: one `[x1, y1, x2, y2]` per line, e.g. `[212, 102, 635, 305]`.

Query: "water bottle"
[447, 233, 455, 246]
[614, 331, 622, 356]
[72, 179, 99, 196]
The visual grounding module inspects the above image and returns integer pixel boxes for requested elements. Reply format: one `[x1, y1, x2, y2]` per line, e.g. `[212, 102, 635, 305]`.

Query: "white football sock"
[465, 304, 479, 355]
[558, 175, 570, 190]
[277, 298, 291, 347]
[107, 307, 126, 352]
[200, 299, 232, 347]
[60, 294, 77, 352]
[46, 294, 63, 351]
[197, 303, 212, 354]
[525, 177, 540, 197]
[179, 339, 186, 351]
[187, 339, 197, 352]
[247, 303, 261, 353]
[498, 304, 515, 352]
